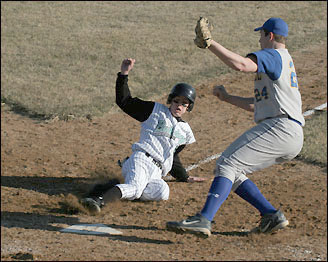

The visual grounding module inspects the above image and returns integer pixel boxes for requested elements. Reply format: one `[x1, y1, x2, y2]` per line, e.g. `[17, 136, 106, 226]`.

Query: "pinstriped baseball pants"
[117, 151, 170, 201]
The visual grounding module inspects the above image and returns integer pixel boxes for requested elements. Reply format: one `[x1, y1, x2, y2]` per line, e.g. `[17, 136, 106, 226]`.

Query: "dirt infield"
[1, 43, 327, 261]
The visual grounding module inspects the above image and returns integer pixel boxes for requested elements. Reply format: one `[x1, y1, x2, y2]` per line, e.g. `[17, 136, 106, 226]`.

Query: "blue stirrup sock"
[200, 176, 233, 221]
[234, 179, 276, 216]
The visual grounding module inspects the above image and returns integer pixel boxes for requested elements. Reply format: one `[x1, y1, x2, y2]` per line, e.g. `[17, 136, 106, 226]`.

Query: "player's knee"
[231, 174, 248, 192]
[214, 156, 237, 183]
[140, 180, 170, 201]
[134, 187, 145, 200]
[158, 184, 170, 200]
[153, 188, 169, 201]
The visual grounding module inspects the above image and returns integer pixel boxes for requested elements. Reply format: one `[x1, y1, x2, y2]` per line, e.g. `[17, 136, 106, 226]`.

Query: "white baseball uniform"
[118, 102, 195, 200]
[115, 74, 195, 201]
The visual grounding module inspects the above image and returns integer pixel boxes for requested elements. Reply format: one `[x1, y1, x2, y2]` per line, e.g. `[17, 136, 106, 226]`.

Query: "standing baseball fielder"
[81, 58, 205, 214]
[166, 17, 304, 237]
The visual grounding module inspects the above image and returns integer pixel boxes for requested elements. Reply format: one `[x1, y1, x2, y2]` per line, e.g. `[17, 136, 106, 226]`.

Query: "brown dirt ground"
[1, 43, 327, 261]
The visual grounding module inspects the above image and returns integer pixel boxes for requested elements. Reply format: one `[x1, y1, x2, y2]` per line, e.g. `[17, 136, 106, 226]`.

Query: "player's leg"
[139, 179, 170, 201]
[166, 168, 233, 237]
[80, 178, 121, 214]
[116, 151, 155, 200]
[232, 174, 288, 233]
[222, 118, 303, 176]
[167, 122, 259, 236]
[200, 176, 232, 221]
[228, 118, 303, 232]
[86, 178, 121, 198]
[81, 151, 153, 214]
[234, 178, 276, 216]
[167, 175, 233, 237]
[167, 118, 303, 235]
[194, 119, 287, 223]
[227, 118, 303, 210]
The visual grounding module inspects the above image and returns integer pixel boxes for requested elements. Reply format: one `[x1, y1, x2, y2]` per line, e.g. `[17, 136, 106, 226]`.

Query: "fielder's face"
[169, 96, 190, 118]
[259, 30, 271, 49]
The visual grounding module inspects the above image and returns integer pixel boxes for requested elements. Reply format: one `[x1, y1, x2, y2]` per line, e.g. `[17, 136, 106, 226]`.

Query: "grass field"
[298, 111, 327, 167]
[1, 1, 327, 166]
[1, 1, 327, 118]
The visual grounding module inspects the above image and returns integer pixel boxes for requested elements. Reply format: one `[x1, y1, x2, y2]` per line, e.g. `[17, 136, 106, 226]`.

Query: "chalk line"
[186, 102, 327, 172]
[186, 153, 221, 172]
[303, 102, 327, 117]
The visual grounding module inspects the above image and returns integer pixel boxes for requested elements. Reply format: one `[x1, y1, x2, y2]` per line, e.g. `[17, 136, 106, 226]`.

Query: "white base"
[60, 224, 123, 235]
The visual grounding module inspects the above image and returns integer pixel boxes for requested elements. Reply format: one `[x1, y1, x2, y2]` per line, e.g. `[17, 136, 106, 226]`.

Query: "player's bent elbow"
[238, 65, 256, 73]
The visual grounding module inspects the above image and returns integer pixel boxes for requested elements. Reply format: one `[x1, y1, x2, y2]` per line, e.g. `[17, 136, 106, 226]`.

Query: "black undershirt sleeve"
[115, 72, 154, 122]
[169, 145, 190, 182]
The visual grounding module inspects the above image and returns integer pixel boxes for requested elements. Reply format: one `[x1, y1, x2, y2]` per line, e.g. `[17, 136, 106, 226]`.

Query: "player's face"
[170, 96, 190, 117]
[259, 30, 270, 49]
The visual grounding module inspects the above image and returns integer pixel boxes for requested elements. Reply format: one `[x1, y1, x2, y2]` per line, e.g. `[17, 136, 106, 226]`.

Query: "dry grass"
[1, 1, 327, 119]
[298, 111, 327, 167]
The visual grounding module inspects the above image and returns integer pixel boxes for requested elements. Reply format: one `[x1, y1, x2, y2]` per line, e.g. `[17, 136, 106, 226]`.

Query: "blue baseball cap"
[254, 17, 288, 37]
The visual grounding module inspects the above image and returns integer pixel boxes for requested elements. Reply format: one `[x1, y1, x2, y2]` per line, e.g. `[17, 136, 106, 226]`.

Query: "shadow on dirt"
[213, 231, 250, 237]
[104, 224, 174, 243]
[107, 235, 173, 244]
[1, 174, 124, 216]
[1, 211, 173, 245]
[295, 156, 327, 170]
[1, 99, 49, 121]
[106, 224, 160, 231]
[1, 176, 90, 196]
[1, 211, 80, 232]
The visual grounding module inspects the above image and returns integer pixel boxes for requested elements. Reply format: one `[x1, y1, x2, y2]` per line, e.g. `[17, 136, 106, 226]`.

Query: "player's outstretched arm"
[208, 41, 258, 73]
[193, 17, 257, 73]
[116, 58, 155, 122]
[213, 85, 254, 112]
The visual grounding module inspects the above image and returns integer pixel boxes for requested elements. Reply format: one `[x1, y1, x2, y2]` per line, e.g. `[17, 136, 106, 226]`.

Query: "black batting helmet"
[167, 83, 196, 112]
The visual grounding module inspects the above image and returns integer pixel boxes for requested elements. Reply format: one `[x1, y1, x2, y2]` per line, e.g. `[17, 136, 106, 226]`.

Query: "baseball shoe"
[251, 209, 289, 234]
[166, 213, 211, 237]
[80, 196, 104, 215]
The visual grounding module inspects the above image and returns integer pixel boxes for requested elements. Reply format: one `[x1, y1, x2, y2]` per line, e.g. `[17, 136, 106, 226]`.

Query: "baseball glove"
[194, 17, 213, 49]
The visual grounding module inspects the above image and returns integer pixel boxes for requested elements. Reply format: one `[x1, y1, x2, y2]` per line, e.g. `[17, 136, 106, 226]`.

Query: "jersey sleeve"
[186, 126, 196, 145]
[247, 49, 283, 81]
[115, 73, 155, 122]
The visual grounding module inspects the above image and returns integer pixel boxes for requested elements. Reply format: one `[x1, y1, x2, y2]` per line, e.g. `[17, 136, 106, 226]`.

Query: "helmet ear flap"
[187, 103, 194, 112]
